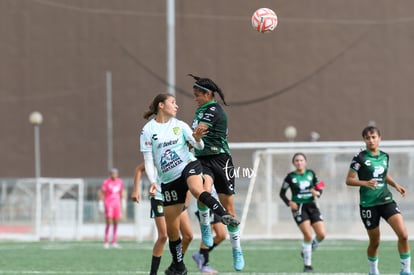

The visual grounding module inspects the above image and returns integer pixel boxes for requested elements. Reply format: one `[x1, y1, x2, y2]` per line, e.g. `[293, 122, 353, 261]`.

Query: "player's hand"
[289, 201, 298, 211]
[366, 179, 378, 190]
[98, 200, 104, 213]
[149, 183, 158, 197]
[131, 191, 141, 203]
[192, 125, 208, 141]
[310, 188, 321, 197]
[395, 184, 407, 197]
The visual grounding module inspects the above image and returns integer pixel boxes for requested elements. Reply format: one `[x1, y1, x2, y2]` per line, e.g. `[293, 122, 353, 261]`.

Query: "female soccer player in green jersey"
[279, 152, 326, 273]
[346, 126, 412, 275]
[188, 74, 245, 272]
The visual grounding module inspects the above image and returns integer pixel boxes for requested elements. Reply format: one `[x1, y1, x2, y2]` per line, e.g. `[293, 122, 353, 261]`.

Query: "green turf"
[0, 239, 411, 274]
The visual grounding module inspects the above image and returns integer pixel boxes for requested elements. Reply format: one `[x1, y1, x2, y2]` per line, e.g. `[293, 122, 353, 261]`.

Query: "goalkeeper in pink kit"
[99, 168, 125, 248]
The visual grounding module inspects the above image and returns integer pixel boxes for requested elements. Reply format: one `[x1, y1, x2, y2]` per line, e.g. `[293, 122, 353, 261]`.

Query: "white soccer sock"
[400, 255, 411, 273]
[302, 242, 312, 266]
[198, 209, 210, 225]
[228, 226, 241, 249]
[368, 257, 379, 274]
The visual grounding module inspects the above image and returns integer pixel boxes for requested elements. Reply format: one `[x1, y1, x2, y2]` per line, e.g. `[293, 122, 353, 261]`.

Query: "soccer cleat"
[111, 242, 121, 249]
[232, 248, 245, 271]
[400, 272, 412, 275]
[303, 265, 314, 272]
[221, 215, 240, 227]
[200, 223, 213, 247]
[164, 264, 187, 275]
[201, 264, 218, 274]
[104, 242, 109, 249]
[368, 273, 380, 275]
[192, 252, 205, 271]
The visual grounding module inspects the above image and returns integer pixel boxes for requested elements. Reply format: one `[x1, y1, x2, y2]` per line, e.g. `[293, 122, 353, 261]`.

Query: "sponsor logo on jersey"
[157, 138, 179, 149]
[160, 149, 183, 173]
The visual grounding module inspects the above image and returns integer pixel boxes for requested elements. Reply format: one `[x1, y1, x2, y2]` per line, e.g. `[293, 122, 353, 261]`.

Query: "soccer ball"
[251, 8, 278, 33]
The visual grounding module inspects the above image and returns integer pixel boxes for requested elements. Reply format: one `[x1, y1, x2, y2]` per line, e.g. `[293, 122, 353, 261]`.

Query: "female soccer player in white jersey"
[131, 163, 193, 275]
[140, 93, 239, 275]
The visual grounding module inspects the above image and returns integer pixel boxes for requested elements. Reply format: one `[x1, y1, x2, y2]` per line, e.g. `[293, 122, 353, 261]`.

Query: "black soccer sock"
[198, 191, 228, 217]
[150, 255, 161, 275]
[169, 238, 185, 270]
[208, 243, 217, 252]
[200, 248, 209, 265]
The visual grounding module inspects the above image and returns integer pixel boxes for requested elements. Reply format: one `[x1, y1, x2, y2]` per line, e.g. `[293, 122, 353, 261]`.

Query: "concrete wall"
[1, 0, 414, 177]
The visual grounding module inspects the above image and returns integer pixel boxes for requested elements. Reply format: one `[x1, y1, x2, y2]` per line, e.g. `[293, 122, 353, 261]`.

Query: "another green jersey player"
[188, 74, 244, 272]
[346, 126, 412, 275]
[280, 153, 326, 273]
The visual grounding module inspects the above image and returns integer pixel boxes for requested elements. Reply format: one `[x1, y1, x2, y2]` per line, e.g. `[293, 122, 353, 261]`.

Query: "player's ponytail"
[188, 74, 229, 106]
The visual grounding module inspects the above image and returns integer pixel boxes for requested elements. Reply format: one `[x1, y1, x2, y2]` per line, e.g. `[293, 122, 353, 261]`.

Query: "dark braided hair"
[143, 93, 173, 120]
[188, 74, 228, 106]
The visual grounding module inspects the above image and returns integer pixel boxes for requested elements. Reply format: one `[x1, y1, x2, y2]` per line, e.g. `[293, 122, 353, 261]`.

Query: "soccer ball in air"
[251, 8, 278, 33]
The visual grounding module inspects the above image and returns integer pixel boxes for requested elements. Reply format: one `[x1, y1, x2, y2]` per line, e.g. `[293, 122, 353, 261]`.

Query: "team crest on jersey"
[364, 160, 371, 166]
[352, 162, 361, 170]
[152, 134, 158, 140]
[173, 127, 181, 135]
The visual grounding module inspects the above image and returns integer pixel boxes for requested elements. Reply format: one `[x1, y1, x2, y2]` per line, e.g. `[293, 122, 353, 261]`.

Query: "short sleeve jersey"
[191, 101, 230, 156]
[140, 117, 197, 184]
[281, 170, 319, 204]
[349, 149, 393, 207]
[101, 178, 123, 206]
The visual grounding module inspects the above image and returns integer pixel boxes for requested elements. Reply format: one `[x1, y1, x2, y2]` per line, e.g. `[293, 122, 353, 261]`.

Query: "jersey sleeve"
[140, 125, 152, 153]
[198, 104, 223, 127]
[349, 153, 362, 172]
[279, 175, 291, 207]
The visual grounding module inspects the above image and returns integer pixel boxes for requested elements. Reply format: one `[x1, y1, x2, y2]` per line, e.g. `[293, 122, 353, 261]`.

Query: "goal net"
[232, 141, 414, 240]
[0, 177, 84, 241]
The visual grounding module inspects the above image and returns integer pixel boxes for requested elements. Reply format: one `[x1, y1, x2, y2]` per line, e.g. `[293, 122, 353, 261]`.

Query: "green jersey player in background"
[346, 126, 412, 275]
[280, 152, 326, 273]
[188, 74, 245, 272]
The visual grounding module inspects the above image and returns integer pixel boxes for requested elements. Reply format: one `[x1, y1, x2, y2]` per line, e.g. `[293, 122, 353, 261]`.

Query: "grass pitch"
[0, 239, 410, 274]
